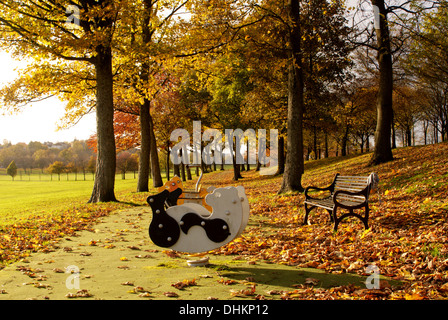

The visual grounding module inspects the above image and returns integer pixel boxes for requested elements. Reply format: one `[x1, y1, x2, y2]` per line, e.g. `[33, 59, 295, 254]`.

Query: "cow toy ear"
[204, 191, 219, 207]
[147, 189, 169, 207]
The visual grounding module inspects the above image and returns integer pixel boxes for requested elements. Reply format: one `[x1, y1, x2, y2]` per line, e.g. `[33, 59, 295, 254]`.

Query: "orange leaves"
[230, 284, 257, 297]
[0, 203, 122, 269]
[204, 143, 448, 299]
[217, 278, 238, 285]
[171, 278, 197, 290]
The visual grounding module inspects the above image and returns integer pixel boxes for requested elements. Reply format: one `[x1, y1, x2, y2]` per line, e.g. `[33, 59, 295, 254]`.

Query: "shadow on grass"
[118, 201, 144, 207]
[304, 153, 370, 173]
[220, 263, 401, 290]
[222, 265, 368, 289]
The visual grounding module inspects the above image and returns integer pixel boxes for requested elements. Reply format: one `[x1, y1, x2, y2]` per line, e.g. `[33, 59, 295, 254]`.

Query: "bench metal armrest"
[305, 173, 339, 200]
[305, 186, 332, 201]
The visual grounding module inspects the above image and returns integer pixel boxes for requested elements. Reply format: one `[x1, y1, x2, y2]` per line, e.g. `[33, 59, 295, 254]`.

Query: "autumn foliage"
[199, 142, 448, 299]
[1, 142, 448, 299]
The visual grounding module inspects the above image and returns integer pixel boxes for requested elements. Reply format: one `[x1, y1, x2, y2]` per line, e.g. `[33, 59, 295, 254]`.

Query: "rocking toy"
[157, 165, 212, 211]
[147, 167, 250, 254]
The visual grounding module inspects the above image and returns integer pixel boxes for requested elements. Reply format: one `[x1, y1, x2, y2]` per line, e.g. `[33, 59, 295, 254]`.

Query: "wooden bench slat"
[336, 181, 368, 186]
[335, 181, 368, 186]
[336, 176, 369, 180]
[335, 194, 365, 200]
[334, 186, 365, 192]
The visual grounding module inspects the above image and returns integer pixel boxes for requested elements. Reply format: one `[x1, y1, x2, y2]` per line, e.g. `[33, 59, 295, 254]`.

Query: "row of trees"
[0, 0, 447, 202]
[0, 140, 92, 174]
[1, 140, 139, 181]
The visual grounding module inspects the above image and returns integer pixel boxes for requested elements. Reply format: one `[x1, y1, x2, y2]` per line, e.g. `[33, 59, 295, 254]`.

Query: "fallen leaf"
[305, 278, 319, 286]
[164, 292, 179, 297]
[66, 289, 92, 298]
[266, 290, 282, 295]
[138, 292, 151, 297]
[218, 278, 238, 285]
[172, 279, 197, 290]
[34, 283, 51, 289]
[230, 284, 257, 297]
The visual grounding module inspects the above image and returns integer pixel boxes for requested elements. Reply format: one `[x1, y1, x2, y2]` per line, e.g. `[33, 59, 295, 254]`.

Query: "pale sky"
[0, 51, 96, 145]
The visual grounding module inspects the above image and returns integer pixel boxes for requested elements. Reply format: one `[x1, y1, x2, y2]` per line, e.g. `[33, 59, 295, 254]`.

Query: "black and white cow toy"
[147, 186, 249, 253]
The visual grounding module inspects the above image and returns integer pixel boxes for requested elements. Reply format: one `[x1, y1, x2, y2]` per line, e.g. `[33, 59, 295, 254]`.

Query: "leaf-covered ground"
[0, 142, 447, 299]
[205, 142, 448, 299]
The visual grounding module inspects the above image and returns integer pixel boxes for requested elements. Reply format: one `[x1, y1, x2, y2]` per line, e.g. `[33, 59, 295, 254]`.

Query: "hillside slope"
[202, 142, 448, 299]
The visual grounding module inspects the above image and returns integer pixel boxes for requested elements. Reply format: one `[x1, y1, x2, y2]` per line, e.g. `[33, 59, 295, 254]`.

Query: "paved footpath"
[0, 206, 305, 300]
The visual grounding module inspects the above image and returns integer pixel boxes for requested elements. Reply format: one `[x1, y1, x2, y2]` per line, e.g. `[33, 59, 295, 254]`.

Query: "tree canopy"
[1, 0, 447, 199]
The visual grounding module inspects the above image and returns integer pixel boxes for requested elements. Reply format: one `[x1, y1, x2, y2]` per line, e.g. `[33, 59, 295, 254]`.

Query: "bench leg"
[363, 205, 369, 229]
[332, 207, 339, 231]
[304, 204, 334, 226]
[326, 209, 334, 223]
[333, 205, 370, 231]
[303, 203, 316, 225]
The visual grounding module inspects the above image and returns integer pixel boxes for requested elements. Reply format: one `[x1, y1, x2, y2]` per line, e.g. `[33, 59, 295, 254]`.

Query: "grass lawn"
[0, 172, 146, 225]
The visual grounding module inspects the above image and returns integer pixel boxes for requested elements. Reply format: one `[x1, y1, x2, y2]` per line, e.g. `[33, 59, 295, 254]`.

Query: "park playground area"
[0, 142, 448, 300]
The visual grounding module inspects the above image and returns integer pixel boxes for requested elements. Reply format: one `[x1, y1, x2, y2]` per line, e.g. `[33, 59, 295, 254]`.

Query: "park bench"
[303, 172, 378, 231]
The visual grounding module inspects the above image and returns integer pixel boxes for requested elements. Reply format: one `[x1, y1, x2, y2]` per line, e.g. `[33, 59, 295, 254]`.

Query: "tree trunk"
[341, 124, 350, 156]
[370, 0, 394, 165]
[180, 162, 186, 182]
[136, 0, 163, 190]
[228, 137, 242, 181]
[246, 139, 250, 171]
[276, 135, 285, 175]
[406, 126, 412, 147]
[279, 0, 304, 193]
[89, 45, 117, 203]
[391, 111, 397, 149]
[232, 159, 242, 181]
[149, 113, 163, 187]
[137, 99, 151, 192]
[173, 164, 180, 177]
[186, 166, 192, 180]
[166, 141, 171, 181]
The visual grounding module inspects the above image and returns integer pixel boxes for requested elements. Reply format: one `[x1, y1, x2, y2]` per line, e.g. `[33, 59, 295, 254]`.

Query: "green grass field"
[0, 171, 146, 225]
